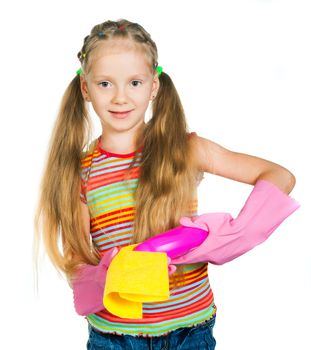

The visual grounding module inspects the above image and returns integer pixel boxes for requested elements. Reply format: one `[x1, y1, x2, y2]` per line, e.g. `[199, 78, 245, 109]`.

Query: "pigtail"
[131, 70, 198, 242]
[33, 74, 99, 286]
[130, 71, 199, 290]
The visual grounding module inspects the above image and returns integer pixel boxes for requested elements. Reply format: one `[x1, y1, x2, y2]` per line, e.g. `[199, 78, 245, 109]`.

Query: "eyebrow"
[94, 74, 148, 79]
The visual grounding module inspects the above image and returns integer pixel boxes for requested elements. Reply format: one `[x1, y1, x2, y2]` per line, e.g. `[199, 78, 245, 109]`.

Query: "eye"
[131, 80, 142, 87]
[98, 81, 111, 88]
[98, 80, 143, 89]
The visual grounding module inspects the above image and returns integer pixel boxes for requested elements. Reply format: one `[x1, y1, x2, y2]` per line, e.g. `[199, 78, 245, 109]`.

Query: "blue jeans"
[86, 315, 216, 349]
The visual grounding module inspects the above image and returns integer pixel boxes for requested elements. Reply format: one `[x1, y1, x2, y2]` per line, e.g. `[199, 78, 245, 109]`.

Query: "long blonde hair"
[33, 19, 201, 290]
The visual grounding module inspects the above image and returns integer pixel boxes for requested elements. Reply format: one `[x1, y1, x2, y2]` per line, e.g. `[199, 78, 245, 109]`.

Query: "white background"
[0, 0, 310, 349]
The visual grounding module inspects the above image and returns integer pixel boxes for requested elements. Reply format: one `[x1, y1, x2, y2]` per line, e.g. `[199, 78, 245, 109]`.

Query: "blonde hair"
[33, 19, 202, 290]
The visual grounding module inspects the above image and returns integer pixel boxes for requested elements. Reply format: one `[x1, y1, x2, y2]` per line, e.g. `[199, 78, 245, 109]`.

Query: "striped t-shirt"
[79, 133, 217, 337]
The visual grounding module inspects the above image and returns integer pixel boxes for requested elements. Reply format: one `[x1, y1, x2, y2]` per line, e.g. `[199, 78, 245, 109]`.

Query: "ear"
[150, 74, 160, 100]
[79, 75, 91, 102]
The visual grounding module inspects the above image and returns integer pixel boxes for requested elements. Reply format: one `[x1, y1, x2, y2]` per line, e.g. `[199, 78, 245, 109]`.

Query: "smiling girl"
[34, 19, 299, 350]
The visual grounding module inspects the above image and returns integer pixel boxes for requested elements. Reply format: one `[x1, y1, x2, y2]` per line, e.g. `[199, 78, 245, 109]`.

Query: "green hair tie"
[76, 67, 83, 75]
[156, 65, 163, 76]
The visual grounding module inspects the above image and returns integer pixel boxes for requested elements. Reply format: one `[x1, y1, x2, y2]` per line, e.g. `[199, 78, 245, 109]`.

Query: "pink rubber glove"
[167, 257, 177, 275]
[171, 179, 300, 265]
[72, 247, 119, 316]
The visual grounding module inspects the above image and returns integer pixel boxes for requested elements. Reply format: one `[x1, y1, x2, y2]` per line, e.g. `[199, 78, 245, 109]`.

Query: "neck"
[100, 123, 145, 154]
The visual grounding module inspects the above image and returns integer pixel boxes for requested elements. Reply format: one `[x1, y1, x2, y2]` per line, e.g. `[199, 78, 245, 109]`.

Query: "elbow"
[283, 171, 296, 194]
[257, 168, 297, 195]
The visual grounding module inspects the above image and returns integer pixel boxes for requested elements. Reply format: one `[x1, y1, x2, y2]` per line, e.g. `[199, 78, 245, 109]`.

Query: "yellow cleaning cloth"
[103, 244, 170, 319]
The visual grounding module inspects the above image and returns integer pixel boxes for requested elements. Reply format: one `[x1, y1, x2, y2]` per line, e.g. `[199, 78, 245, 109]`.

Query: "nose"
[112, 86, 128, 103]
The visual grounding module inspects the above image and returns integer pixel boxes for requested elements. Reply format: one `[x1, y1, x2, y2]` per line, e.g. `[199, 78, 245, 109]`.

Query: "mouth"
[110, 110, 133, 119]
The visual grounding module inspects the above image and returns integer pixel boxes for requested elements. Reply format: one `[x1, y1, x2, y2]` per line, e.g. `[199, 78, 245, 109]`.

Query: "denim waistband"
[88, 313, 216, 339]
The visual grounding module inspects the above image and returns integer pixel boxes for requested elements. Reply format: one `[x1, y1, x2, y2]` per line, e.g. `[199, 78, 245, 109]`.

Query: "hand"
[72, 246, 120, 316]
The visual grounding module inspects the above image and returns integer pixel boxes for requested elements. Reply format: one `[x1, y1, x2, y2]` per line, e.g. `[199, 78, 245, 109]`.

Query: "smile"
[110, 110, 133, 119]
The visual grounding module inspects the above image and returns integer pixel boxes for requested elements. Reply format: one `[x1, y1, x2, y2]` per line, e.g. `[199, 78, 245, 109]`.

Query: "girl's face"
[80, 39, 159, 136]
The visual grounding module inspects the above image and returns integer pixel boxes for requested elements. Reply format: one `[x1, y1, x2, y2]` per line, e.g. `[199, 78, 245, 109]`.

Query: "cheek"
[90, 103, 103, 117]
[136, 90, 152, 104]
[89, 90, 108, 106]
[90, 96, 107, 115]
[136, 96, 150, 111]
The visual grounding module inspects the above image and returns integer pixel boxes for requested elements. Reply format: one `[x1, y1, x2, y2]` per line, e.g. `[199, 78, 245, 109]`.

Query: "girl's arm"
[171, 134, 299, 264]
[172, 178, 299, 265]
[135, 135, 299, 264]
[192, 133, 296, 194]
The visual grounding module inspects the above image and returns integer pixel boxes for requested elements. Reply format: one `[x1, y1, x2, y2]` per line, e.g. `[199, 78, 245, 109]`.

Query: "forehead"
[88, 39, 152, 77]
[98, 38, 140, 53]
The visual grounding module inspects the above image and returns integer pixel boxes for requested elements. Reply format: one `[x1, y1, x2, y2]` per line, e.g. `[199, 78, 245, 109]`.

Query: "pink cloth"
[171, 179, 300, 265]
[72, 247, 119, 316]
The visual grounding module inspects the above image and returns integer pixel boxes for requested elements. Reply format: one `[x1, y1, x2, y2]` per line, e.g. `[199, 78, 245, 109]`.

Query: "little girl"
[34, 19, 299, 349]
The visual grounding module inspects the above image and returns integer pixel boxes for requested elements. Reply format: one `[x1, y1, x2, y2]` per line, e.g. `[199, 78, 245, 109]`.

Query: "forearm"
[171, 179, 300, 265]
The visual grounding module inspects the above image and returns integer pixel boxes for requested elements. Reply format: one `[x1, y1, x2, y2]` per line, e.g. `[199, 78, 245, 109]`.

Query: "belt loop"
[164, 337, 169, 349]
[159, 336, 169, 350]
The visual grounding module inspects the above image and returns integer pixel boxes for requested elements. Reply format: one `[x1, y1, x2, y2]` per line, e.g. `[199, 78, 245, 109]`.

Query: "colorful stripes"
[79, 135, 217, 337]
